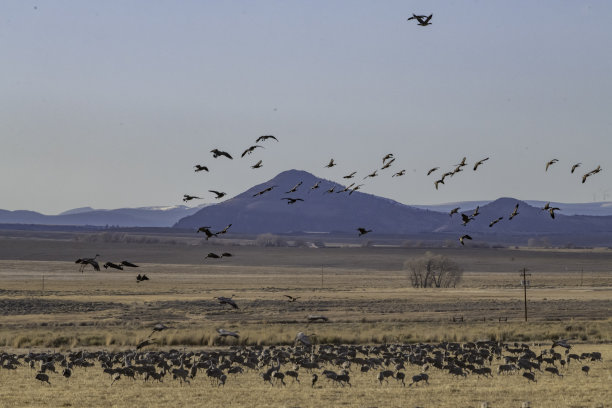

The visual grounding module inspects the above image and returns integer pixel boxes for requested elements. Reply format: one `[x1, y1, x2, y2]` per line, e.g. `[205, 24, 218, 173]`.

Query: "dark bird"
[241, 145, 263, 157]
[582, 165, 602, 183]
[35, 372, 51, 385]
[217, 296, 239, 309]
[541, 202, 551, 211]
[103, 262, 123, 271]
[136, 338, 155, 350]
[216, 328, 239, 338]
[311, 373, 318, 388]
[286, 181, 303, 193]
[427, 167, 439, 176]
[363, 170, 378, 179]
[461, 213, 472, 226]
[455, 157, 467, 167]
[62, 368, 72, 379]
[149, 323, 171, 337]
[194, 165, 209, 172]
[548, 207, 561, 219]
[472, 206, 480, 217]
[284, 295, 300, 302]
[459, 235, 472, 245]
[545, 159, 558, 171]
[349, 184, 363, 195]
[392, 170, 406, 177]
[136, 274, 149, 283]
[325, 186, 336, 194]
[253, 185, 276, 197]
[209, 190, 227, 199]
[197, 226, 217, 240]
[283, 197, 304, 204]
[571, 163, 582, 173]
[251, 160, 263, 169]
[337, 183, 355, 193]
[382, 153, 394, 163]
[473, 157, 489, 171]
[75, 254, 100, 273]
[221, 252, 232, 257]
[357, 227, 372, 236]
[325, 158, 336, 168]
[256, 135, 278, 143]
[449, 207, 460, 217]
[381, 158, 395, 170]
[407, 13, 433, 26]
[343, 171, 357, 179]
[121, 261, 139, 268]
[210, 149, 233, 159]
[509, 203, 520, 220]
[183, 194, 202, 202]
[310, 181, 321, 190]
[434, 179, 444, 190]
[205, 252, 221, 259]
[489, 217, 503, 227]
[216, 224, 232, 235]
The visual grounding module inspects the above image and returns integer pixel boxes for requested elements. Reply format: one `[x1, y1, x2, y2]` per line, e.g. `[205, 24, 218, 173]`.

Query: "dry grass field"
[1, 235, 611, 406]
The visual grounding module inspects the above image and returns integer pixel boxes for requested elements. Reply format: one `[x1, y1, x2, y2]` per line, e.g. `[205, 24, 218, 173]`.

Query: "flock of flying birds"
[183, 131, 603, 248]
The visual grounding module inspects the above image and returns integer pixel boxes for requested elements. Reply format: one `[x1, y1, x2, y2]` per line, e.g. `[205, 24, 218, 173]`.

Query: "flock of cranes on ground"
[14, 338, 602, 389]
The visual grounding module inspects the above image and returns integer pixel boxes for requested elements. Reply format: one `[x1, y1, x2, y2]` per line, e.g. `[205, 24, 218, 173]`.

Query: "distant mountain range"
[0, 204, 208, 227]
[3, 170, 612, 246]
[173, 170, 612, 244]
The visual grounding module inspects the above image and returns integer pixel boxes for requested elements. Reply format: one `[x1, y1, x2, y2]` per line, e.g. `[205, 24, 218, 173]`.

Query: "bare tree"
[403, 251, 463, 288]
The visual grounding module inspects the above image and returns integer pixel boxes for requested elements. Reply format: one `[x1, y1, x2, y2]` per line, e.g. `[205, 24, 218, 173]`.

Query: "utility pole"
[520, 268, 531, 322]
[321, 265, 324, 288]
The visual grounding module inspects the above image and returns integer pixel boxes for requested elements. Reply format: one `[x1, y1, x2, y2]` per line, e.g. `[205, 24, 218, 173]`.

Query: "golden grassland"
[0, 344, 610, 408]
[1, 242, 612, 406]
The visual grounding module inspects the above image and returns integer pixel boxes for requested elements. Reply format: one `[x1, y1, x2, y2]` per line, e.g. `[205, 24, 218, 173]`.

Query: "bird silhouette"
[282, 197, 304, 204]
[209, 190, 227, 199]
[136, 338, 155, 350]
[284, 295, 300, 302]
[324, 186, 336, 194]
[216, 224, 232, 235]
[210, 149, 233, 159]
[382, 153, 394, 163]
[459, 235, 472, 245]
[197, 226, 217, 240]
[325, 159, 336, 168]
[286, 181, 303, 193]
[337, 183, 355, 193]
[472, 206, 480, 217]
[509, 203, 520, 220]
[392, 170, 406, 177]
[256, 135, 278, 142]
[427, 167, 439, 176]
[205, 252, 221, 259]
[253, 185, 276, 197]
[251, 160, 263, 169]
[548, 207, 561, 219]
[461, 213, 472, 226]
[136, 274, 149, 283]
[357, 228, 372, 236]
[343, 171, 357, 179]
[489, 217, 503, 227]
[473, 157, 489, 171]
[363, 170, 378, 179]
[310, 181, 321, 191]
[434, 179, 444, 190]
[75, 255, 100, 273]
[194, 165, 209, 172]
[241, 145, 263, 157]
[149, 323, 171, 338]
[545, 159, 558, 171]
[221, 252, 232, 258]
[349, 184, 363, 195]
[217, 296, 239, 309]
[582, 165, 602, 183]
[449, 207, 460, 217]
[407, 13, 433, 26]
[381, 158, 395, 170]
[216, 328, 240, 338]
[571, 163, 582, 173]
[183, 194, 202, 202]
[121, 261, 139, 268]
[103, 262, 123, 271]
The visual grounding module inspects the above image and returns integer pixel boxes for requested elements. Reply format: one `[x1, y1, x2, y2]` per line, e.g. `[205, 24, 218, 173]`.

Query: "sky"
[1, 1, 612, 214]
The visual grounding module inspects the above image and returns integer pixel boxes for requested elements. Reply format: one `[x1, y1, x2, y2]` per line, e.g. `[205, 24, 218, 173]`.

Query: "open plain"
[0, 233, 611, 407]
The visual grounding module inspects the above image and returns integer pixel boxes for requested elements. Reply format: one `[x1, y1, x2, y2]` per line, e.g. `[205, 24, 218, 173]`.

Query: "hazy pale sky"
[2, 1, 611, 214]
